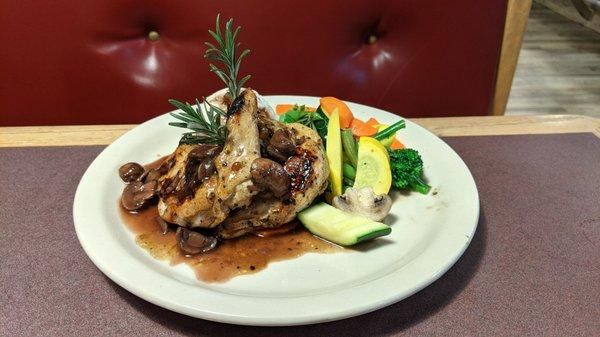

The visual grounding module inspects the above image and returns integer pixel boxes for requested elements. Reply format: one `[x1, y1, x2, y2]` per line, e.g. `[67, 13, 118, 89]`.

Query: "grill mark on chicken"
[284, 148, 315, 193]
[156, 144, 221, 228]
[180, 156, 202, 201]
[158, 144, 221, 202]
[227, 94, 246, 116]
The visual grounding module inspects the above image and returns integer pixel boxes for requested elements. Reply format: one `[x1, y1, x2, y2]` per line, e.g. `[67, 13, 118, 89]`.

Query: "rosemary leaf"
[167, 98, 228, 145]
[204, 14, 250, 99]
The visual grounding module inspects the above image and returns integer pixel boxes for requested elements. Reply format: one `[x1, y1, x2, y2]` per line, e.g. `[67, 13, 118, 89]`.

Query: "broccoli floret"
[389, 148, 431, 194]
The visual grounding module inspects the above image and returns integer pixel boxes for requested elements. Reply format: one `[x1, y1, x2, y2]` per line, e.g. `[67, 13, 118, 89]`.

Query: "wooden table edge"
[1, 115, 598, 148]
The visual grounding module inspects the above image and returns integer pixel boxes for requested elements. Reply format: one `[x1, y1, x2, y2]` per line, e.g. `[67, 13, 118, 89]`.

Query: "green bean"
[343, 163, 356, 180]
[373, 120, 405, 141]
[341, 129, 358, 167]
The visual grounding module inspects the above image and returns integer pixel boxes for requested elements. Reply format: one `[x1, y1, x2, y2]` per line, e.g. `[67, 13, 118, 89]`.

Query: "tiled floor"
[505, 3, 600, 117]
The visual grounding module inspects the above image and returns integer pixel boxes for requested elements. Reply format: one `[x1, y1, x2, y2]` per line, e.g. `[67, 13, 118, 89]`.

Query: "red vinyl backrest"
[0, 1, 507, 126]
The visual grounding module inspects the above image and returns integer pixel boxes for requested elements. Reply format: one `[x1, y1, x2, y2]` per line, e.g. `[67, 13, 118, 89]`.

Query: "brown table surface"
[1, 115, 599, 147]
[1, 115, 599, 336]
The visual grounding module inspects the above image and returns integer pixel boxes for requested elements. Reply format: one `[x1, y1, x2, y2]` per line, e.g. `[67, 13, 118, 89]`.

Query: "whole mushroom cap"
[332, 187, 392, 221]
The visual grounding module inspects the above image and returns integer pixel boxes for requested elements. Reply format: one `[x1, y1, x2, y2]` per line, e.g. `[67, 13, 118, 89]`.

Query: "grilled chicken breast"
[156, 88, 328, 240]
[217, 110, 329, 238]
[157, 89, 262, 228]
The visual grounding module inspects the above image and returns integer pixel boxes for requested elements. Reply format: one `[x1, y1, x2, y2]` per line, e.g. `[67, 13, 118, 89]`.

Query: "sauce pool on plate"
[119, 205, 341, 283]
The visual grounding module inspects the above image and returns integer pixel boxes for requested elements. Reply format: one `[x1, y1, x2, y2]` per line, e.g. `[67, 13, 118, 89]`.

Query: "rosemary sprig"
[168, 98, 228, 145]
[166, 14, 250, 145]
[204, 14, 251, 99]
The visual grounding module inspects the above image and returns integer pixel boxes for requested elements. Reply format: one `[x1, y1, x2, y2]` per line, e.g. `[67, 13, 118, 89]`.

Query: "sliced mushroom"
[118, 162, 144, 182]
[332, 187, 392, 221]
[175, 227, 218, 255]
[155, 216, 170, 235]
[250, 158, 290, 198]
[258, 125, 272, 143]
[270, 129, 296, 156]
[121, 180, 157, 211]
[266, 145, 289, 163]
[266, 129, 296, 162]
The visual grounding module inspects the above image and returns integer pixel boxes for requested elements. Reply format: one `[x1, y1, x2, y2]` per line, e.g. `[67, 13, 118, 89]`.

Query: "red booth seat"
[0, 0, 507, 126]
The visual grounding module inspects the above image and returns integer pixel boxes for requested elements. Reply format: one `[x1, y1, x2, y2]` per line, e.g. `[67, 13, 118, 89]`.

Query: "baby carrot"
[276, 104, 294, 115]
[365, 118, 380, 127]
[320, 97, 354, 128]
[276, 104, 316, 115]
[350, 118, 378, 137]
[390, 138, 405, 150]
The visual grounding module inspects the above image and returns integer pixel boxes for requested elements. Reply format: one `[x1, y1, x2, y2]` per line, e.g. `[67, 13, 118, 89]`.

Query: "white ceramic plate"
[74, 95, 479, 326]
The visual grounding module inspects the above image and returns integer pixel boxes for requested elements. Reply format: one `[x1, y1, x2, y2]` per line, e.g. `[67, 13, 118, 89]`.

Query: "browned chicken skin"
[211, 89, 262, 224]
[217, 109, 329, 238]
[157, 144, 220, 227]
[155, 89, 328, 241]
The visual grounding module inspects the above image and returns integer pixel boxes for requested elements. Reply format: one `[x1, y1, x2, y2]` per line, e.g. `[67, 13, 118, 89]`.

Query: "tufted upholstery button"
[367, 34, 378, 45]
[147, 30, 160, 41]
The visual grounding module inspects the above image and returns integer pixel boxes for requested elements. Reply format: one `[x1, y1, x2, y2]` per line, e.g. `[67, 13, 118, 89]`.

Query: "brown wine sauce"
[119, 206, 341, 283]
[119, 157, 341, 283]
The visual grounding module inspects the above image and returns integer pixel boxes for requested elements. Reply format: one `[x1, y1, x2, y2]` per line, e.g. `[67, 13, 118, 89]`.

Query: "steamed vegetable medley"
[277, 97, 431, 246]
